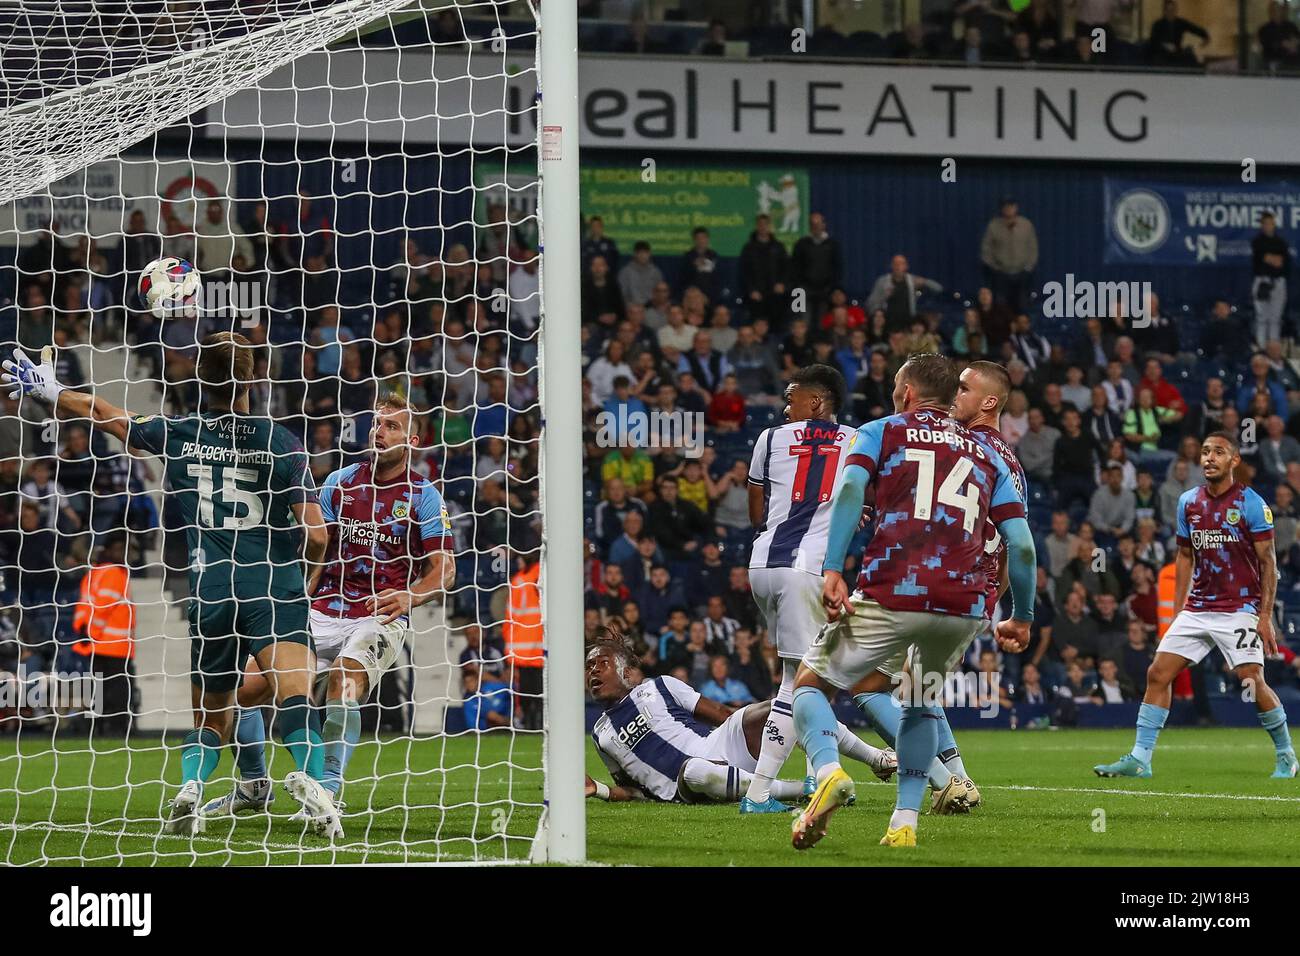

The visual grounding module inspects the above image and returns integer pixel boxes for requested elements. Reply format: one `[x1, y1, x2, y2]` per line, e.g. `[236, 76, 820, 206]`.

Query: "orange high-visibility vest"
[72, 564, 135, 659]
[504, 561, 543, 667]
[1157, 562, 1178, 639]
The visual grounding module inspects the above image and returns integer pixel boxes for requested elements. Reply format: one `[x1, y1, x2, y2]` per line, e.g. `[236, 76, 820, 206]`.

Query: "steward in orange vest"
[71, 536, 137, 733]
[503, 550, 544, 730]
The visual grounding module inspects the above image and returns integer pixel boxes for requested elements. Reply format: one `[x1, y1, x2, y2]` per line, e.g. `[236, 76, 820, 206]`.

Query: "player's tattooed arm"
[1254, 538, 1279, 655]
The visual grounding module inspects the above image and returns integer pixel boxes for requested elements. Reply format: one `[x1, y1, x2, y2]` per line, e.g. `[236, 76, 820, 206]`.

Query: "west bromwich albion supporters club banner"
[1104, 179, 1300, 266]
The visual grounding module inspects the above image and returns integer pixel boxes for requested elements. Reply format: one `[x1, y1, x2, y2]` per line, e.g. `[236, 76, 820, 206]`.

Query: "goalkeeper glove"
[1, 346, 65, 405]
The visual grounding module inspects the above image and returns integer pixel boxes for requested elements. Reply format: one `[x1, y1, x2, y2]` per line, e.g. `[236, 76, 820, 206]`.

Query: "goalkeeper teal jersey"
[127, 411, 316, 598]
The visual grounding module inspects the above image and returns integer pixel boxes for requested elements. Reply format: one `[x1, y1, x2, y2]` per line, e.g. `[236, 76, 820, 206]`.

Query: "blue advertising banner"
[1104, 179, 1300, 266]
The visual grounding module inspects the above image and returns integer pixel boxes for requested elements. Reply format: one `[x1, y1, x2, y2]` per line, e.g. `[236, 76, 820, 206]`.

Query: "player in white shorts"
[583, 639, 895, 805]
[1095, 431, 1297, 780]
[744, 365, 858, 813]
[201, 397, 456, 819]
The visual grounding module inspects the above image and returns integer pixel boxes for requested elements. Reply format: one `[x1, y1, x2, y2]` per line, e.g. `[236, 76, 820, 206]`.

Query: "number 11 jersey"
[748, 419, 856, 574]
[847, 408, 1024, 618]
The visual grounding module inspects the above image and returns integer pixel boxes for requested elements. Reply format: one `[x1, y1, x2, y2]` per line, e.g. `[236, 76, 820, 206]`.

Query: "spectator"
[1159, 457, 1196, 524]
[1045, 510, 1081, 579]
[739, 214, 789, 324]
[1252, 212, 1290, 345]
[1236, 353, 1289, 417]
[951, 309, 986, 358]
[700, 655, 754, 707]
[707, 374, 747, 431]
[723, 566, 758, 632]
[581, 255, 625, 328]
[678, 330, 733, 393]
[1260, 0, 1300, 70]
[1053, 590, 1100, 666]
[1008, 313, 1051, 372]
[646, 475, 710, 562]
[702, 595, 741, 653]
[1087, 461, 1137, 543]
[592, 478, 647, 552]
[730, 630, 772, 701]
[865, 254, 943, 332]
[1123, 387, 1179, 470]
[696, 18, 728, 56]
[1199, 299, 1246, 361]
[459, 623, 505, 678]
[607, 511, 647, 568]
[461, 663, 512, 731]
[1017, 407, 1059, 482]
[617, 240, 663, 307]
[635, 565, 687, 637]
[1090, 658, 1136, 703]
[1260, 415, 1300, 483]
[980, 197, 1038, 311]
[1185, 376, 1230, 439]
[707, 305, 738, 354]
[586, 339, 634, 406]
[1058, 538, 1121, 605]
[687, 538, 729, 609]
[854, 350, 893, 422]
[1120, 619, 1154, 696]
[581, 215, 618, 271]
[1101, 359, 1136, 415]
[1147, 0, 1208, 68]
[1053, 409, 1097, 511]
[680, 228, 720, 302]
[1000, 389, 1030, 446]
[789, 212, 842, 321]
[600, 446, 655, 499]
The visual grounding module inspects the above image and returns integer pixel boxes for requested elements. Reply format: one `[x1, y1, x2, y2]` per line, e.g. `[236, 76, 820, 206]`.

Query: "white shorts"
[699, 706, 758, 773]
[1159, 610, 1264, 670]
[309, 609, 408, 694]
[803, 593, 985, 692]
[750, 566, 826, 659]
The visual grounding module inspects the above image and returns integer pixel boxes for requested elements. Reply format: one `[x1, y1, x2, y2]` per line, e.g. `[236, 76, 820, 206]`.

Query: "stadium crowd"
[6, 178, 1300, 731]
[574, 197, 1300, 728]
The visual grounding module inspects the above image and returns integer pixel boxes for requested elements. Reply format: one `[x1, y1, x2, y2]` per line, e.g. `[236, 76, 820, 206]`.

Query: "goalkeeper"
[2, 338, 342, 839]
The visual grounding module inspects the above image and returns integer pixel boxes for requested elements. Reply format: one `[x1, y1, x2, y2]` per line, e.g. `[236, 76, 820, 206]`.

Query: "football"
[138, 256, 201, 318]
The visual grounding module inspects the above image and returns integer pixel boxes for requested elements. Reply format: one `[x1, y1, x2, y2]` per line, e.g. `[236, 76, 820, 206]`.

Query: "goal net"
[0, 0, 554, 865]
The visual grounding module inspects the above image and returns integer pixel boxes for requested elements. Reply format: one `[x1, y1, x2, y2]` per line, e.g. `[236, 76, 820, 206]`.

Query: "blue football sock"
[793, 686, 841, 777]
[853, 692, 900, 745]
[233, 707, 268, 781]
[278, 694, 325, 780]
[322, 697, 362, 796]
[1131, 702, 1169, 764]
[896, 705, 941, 813]
[1259, 706, 1293, 755]
[934, 709, 967, 777]
[854, 691, 950, 789]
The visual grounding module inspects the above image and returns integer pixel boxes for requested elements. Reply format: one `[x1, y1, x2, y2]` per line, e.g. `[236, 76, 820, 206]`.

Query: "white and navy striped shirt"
[591, 676, 715, 802]
[748, 419, 856, 574]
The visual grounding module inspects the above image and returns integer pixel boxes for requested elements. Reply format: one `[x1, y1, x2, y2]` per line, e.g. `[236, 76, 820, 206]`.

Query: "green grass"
[2, 727, 1298, 865]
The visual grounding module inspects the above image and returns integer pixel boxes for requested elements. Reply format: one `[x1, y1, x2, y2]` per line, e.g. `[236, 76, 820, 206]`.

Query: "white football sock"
[744, 660, 799, 803]
[889, 807, 919, 831]
[835, 723, 888, 769]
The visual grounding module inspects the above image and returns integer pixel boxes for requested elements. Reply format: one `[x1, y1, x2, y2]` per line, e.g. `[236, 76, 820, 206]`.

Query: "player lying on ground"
[200, 395, 456, 819]
[1094, 431, 1297, 780]
[584, 640, 896, 804]
[2, 340, 343, 837]
[791, 353, 1036, 850]
[744, 364, 979, 815]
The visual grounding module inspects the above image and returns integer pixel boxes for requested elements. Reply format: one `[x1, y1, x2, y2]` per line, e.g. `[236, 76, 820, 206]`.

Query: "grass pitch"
[2, 728, 1297, 866]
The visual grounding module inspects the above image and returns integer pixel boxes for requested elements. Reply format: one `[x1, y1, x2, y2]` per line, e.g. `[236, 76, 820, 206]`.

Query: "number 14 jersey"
[749, 419, 856, 574]
[847, 409, 1024, 619]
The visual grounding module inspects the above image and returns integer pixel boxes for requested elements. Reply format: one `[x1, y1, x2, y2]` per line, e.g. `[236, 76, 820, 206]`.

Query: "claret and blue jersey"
[1176, 482, 1274, 614]
[836, 409, 1026, 619]
[313, 461, 454, 620]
